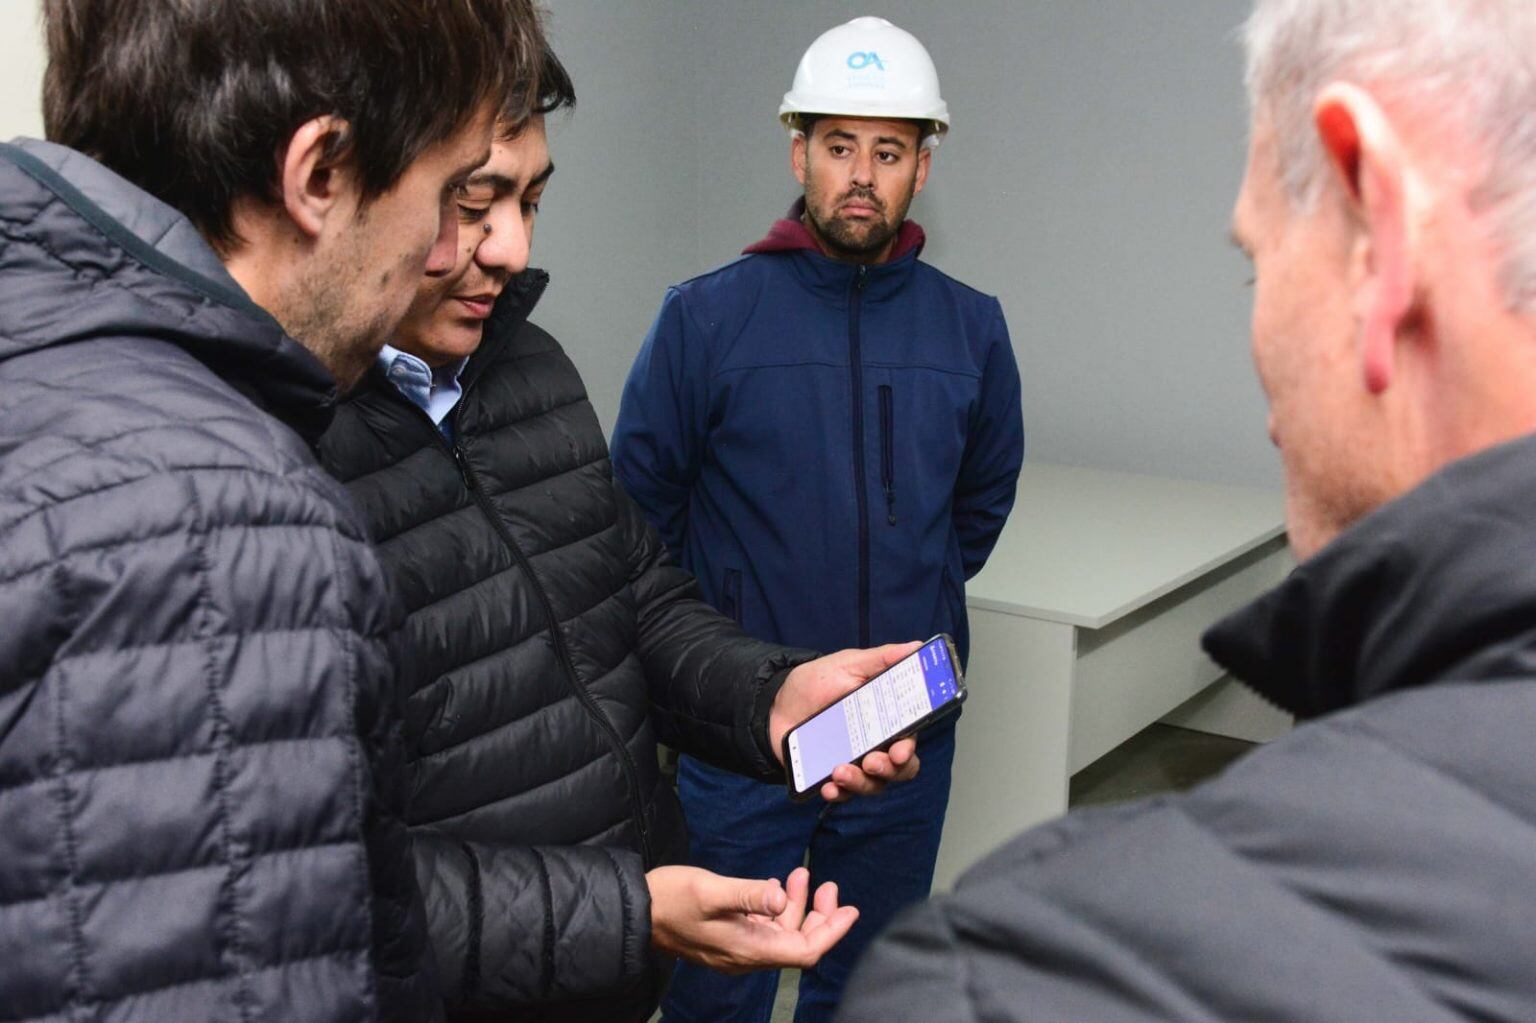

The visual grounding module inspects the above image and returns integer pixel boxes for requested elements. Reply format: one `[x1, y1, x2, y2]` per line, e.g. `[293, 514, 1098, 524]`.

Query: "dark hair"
[794, 113, 935, 146]
[43, 0, 546, 250]
[532, 41, 578, 118]
[497, 39, 576, 140]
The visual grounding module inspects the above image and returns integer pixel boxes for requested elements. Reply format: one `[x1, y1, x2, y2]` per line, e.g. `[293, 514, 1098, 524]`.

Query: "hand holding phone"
[776, 635, 964, 801]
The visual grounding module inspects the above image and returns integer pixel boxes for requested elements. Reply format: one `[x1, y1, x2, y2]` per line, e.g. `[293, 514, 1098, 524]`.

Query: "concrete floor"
[653, 723, 1256, 1022]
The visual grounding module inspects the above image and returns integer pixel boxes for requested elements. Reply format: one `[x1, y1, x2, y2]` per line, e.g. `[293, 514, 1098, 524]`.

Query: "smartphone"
[782, 633, 966, 800]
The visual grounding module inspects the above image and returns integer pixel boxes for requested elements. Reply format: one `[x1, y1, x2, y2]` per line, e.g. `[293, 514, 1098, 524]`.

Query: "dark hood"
[0, 139, 338, 442]
[1204, 433, 1536, 719]
[743, 197, 926, 262]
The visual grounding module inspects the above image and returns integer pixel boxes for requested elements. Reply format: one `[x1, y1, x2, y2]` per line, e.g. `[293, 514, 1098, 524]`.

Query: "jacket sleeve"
[413, 827, 665, 1011]
[617, 483, 818, 781]
[610, 287, 709, 559]
[954, 300, 1025, 580]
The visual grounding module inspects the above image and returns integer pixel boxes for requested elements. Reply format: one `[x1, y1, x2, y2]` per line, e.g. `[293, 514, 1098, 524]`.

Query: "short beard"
[806, 201, 901, 260]
[802, 165, 917, 262]
[281, 231, 402, 393]
[281, 256, 396, 391]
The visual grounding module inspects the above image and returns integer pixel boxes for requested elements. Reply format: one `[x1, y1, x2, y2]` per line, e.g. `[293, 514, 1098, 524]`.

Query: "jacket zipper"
[849, 266, 871, 647]
[401, 395, 655, 865]
[879, 384, 896, 526]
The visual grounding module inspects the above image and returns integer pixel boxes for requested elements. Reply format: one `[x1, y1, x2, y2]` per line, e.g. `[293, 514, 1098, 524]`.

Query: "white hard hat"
[779, 16, 950, 149]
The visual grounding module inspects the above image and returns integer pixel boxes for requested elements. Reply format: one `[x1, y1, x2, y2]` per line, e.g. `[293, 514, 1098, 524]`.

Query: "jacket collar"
[741, 199, 924, 302]
[460, 268, 548, 390]
[743, 197, 926, 262]
[0, 139, 338, 444]
[1203, 433, 1536, 719]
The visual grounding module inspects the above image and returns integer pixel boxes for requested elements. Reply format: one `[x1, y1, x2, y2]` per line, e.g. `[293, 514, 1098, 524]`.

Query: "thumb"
[838, 640, 923, 679]
[706, 875, 788, 918]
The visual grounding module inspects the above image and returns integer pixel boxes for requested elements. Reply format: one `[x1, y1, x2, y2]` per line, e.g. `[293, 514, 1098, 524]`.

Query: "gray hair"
[1243, 0, 1536, 313]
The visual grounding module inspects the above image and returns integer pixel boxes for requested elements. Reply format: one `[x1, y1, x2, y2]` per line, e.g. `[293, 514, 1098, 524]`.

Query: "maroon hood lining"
[742, 197, 925, 262]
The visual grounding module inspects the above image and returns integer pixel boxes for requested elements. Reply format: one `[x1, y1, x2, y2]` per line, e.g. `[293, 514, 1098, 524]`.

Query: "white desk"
[933, 462, 1292, 888]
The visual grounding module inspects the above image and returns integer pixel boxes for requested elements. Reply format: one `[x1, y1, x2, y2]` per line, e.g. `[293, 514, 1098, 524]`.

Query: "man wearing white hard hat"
[612, 16, 1024, 1021]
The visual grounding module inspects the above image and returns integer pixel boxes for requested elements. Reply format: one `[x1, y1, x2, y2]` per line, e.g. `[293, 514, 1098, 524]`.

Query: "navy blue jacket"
[612, 207, 1023, 663]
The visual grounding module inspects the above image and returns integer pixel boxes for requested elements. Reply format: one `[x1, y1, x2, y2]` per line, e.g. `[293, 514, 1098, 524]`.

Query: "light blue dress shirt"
[377, 344, 467, 439]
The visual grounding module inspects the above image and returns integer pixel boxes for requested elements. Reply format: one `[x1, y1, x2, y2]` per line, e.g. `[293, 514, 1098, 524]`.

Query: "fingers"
[811, 879, 840, 919]
[821, 735, 924, 802]
[802, 906, 859, 960]
[710, 874, 786, 918]
[862, 745, 921, 782]
[775, 866, 810, 930]
[769, 882, 858, 969]
[886, 737, 918, 768]
[827, 763, 880, 799]
[825, 758, 898, 799]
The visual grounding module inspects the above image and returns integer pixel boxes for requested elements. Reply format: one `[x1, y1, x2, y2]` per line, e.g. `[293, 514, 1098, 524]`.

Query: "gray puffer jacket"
[0, 140, 437, 1023]
[839, 435, 1536, 1022]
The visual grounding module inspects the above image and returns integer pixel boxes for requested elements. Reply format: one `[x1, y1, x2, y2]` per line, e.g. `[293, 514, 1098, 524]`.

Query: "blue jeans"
[659, 723, 957, 1023]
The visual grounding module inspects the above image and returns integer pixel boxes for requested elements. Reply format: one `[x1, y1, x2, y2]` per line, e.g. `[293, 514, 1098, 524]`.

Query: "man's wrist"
[752, 665, 796, 766]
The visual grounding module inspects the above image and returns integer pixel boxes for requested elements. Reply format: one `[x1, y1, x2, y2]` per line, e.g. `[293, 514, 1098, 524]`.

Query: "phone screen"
[786, 635, 962, 796]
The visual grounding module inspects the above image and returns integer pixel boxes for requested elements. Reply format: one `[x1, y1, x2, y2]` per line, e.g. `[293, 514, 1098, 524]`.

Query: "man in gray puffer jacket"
[0, 2, 541, 1020]
[838, 1, 1536, 1020]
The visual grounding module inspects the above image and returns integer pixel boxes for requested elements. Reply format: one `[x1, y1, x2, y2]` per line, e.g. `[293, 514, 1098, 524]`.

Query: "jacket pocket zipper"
[722, 568, 743, 625]
[879, 384, 896, 525]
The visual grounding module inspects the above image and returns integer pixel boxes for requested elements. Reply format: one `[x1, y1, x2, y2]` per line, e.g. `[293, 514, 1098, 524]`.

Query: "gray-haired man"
[838, 1, 1536, 1018]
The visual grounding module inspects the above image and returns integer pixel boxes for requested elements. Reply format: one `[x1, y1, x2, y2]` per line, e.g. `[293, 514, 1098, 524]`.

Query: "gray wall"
[684, 2, 1276, 487]
[533, 2, 708, 428]
[538, 1, 1278, 487]
[0, 1, 1280, 488]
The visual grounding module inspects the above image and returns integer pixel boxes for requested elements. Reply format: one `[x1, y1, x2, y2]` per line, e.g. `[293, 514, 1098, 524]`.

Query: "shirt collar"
[377, 343, 468, 430]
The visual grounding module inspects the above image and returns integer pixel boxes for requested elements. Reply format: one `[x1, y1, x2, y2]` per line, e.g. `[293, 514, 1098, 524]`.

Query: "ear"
[791, 131, 809, 187]
[1313, 82, 1419, 395]
[912, 146, 932, 198]
[278, 115, 359, 241]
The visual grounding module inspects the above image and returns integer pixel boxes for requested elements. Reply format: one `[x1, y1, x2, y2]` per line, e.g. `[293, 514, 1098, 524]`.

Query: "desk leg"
[933, 609, 1076, 890]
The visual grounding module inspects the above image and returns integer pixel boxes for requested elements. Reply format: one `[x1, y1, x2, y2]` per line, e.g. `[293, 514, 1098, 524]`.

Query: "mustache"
[837, 188, 884, 211]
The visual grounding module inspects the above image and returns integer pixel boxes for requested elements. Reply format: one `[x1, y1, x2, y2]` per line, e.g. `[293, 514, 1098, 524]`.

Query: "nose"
[475, 209, 531, 276]
[850, 150, 876, 188]
[424, 205, 458, 276]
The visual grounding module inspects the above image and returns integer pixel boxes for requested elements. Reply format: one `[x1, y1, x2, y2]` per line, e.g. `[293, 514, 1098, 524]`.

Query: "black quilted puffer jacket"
[0, 140, 437, 1022]
[318, 271, 813, 1021]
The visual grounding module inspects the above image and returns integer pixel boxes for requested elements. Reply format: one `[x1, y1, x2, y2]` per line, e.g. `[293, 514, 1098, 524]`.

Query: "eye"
[828, 145, 850, 157]
[457, 203, 490, 224]
[876, 151, 900, 164]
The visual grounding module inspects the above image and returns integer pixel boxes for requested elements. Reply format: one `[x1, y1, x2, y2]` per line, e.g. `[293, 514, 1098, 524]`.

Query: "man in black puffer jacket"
[0, 3, 542, 1020]
[837, 1, 1536, 1020]
[319, 53, 921, 1023]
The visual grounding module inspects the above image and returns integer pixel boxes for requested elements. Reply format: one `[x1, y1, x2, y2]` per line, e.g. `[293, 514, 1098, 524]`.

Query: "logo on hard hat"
[846, 51, 886, 71]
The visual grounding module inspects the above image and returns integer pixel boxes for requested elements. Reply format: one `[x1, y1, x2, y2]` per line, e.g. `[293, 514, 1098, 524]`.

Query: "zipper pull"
[886, 487, 897, 526]
[855, 265, 869, 291]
